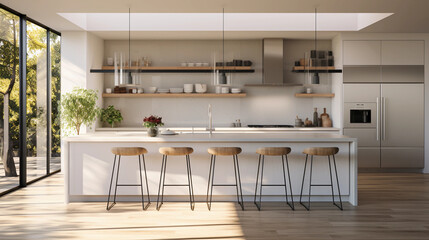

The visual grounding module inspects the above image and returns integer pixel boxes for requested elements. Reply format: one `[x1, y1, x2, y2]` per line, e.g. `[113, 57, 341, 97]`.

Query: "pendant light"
[115, 8, 140, 87]
[214, 8, 229, 85]
[311, 8, 319, 84]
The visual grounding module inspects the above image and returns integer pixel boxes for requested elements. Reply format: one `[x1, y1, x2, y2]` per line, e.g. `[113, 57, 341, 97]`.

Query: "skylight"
[58, 13, 393, 31]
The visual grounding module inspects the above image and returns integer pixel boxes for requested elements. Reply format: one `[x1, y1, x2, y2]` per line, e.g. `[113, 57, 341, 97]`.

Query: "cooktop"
[247, 125, 294, 128]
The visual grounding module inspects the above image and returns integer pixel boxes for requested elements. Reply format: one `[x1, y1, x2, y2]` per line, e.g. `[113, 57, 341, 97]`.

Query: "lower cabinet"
[381, 148, 424, 168]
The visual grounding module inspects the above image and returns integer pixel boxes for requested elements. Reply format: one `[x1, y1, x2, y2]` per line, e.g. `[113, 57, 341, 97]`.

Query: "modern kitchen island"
[63, 132, 358, 206]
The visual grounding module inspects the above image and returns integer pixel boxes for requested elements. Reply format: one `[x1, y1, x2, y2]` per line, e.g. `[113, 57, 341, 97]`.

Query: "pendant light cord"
[314, 8, 317, 54]
[129, 8, 131, 67]
[223, 8, 225, 70]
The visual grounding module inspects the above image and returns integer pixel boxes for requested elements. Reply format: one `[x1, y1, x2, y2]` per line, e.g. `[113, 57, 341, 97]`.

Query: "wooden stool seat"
[208, 147, 242, 156]
[159, 147, 193, 156]
[111, 147, 147, 156]
[303, 147, 339, 156]
[256, 147, 291, 156]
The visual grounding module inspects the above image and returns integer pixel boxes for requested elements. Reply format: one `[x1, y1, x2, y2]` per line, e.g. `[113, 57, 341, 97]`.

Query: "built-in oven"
[344, 102, 377, 128]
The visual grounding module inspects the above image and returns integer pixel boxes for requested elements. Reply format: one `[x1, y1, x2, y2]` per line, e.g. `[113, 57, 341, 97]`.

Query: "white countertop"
[64, 132, 355, 143]
[95, 127, 340, 132]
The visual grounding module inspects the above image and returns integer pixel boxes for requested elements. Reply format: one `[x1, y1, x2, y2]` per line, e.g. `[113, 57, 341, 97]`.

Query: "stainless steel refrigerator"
[343, 83, 424, 169]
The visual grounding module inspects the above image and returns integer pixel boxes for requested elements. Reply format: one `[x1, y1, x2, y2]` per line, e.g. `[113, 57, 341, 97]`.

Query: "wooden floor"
[0, 173, 428, 240]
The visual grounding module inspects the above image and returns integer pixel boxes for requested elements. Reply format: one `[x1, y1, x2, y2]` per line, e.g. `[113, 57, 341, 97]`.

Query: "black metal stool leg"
[160, 155, 168, 206]
[254, 154, 262, 210]
[299, 154, 308, 208]
[208, 155, 216, 210]
[107, 155, 117, 210]
[257, 155, 265, 210]
[112, 155, 122, 205]
[234, 154, 245, 211]
[156, 155, 166, 210]
[138, 155, 145, 210]
[282, 155, 295, 210]
[186, 154, 195, 210]
[206, 154, 214, 210]
[141, 154, 151, 208]
[332, 155, 343, 210]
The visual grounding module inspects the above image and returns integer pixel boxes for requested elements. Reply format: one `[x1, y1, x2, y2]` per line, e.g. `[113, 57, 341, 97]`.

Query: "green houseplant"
[143, 115, 164, 137]
[100, 105, 123, 128]
[61, 87, 100, 135]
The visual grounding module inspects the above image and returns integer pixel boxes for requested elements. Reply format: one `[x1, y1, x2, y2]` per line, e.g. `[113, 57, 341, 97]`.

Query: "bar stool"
[254, 147, 294, 210]
[107, 147, 150, 211]
[207, 147, 244, 211]
[157, 147, 195, 211]
[299, 147, 343, 211]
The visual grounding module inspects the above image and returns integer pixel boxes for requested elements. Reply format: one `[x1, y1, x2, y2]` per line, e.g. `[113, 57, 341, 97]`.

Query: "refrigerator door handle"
[382, 97, 386, 141]
[376, 97, 380, 141]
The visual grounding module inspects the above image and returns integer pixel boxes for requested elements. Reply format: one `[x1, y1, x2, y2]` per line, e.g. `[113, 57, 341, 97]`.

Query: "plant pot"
[147, 127, 158, 137]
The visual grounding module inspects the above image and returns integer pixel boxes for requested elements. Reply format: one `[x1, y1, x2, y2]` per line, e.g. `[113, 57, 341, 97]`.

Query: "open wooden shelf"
[91, 66, 255, 73]
[295, 93, 335, 98]
[292, 66, 342, 73]
[102, 93, 247, 98]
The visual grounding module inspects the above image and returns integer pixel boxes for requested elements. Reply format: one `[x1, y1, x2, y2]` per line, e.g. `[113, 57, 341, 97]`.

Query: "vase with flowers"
[143, 115, 164, 137]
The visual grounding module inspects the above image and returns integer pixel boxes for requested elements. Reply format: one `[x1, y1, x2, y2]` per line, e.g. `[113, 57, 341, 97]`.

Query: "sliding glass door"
[0, 8, 20, 193]
[0, 4, 61, 195]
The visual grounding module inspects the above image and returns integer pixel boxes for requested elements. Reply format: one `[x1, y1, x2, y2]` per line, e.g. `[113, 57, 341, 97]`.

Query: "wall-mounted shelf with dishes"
[291, 66, 342, 73]
[90, 66, 255, 73]
[102, 93, 247, 98]
[294, 93, 335, 98]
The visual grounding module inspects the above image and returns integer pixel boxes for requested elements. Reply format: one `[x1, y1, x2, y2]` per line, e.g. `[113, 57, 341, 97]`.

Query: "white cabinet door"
[343, 41, 381, 65]
[343, 84, 380, 102]
[381, 41, 424, 65]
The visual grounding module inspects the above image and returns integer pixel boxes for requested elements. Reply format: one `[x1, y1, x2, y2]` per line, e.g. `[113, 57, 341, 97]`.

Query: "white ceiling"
[1, 0, 429, 40]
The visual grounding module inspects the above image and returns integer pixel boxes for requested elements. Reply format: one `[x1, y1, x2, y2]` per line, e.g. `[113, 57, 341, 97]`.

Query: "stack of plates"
[157, 88, 170, 94]
[170, 88, 184, 93]
[231, 88, 242, 94]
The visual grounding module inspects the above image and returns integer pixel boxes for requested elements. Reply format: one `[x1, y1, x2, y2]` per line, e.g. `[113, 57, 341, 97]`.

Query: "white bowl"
[147, 87, 157, 93]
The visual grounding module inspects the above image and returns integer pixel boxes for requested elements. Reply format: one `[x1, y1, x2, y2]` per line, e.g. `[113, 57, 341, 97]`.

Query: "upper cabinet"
[381, 41, 424, 65]
[343, 41, 381, 65]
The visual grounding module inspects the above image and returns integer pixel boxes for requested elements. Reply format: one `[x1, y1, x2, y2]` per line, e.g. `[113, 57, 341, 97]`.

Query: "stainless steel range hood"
[246, 38, 302, 87]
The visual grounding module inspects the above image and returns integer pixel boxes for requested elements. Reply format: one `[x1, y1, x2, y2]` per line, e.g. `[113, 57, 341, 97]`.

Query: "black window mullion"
[46, 30, 51, 175]
[18, 14, 27, 187]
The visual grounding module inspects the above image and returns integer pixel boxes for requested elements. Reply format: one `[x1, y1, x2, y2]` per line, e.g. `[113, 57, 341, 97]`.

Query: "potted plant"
[61, 87, 100, 135]
[100, 105, 123, 128]
[143, 115, 164, 137]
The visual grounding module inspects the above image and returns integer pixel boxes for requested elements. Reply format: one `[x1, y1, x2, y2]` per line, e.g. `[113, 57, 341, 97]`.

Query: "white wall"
[61, 31, 104, 134]
[339, 33, 429, 173]
[103, 39, 334, 127]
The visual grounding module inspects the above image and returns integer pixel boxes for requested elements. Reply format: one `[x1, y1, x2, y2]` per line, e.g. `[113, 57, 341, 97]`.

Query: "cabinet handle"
[383, 97, 386, 140]
[376, 97, 379, 141]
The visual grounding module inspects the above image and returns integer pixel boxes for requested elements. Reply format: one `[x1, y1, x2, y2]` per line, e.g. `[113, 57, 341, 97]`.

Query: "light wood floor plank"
[0, 173, 428, 239]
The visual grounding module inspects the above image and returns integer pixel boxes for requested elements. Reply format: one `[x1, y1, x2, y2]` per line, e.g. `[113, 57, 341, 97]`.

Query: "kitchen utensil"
[322, 115, 332, 127]
[170, 88, 184, 93]
[306, 87, 312, 94]
[320, 108, 329, 119]
[243, 60, 252, 66]
[184, 84, 193, 93]
[195, 84, 207, 93]
[107, 57, 114, 66]
[221, 87, 229, 94]
[187, 63, 195, 67]
[231, 88, 241, 93]
[147, 87, 157, 93]
[157, 88, 170, 93]
[233, 59, 243, 66]
[160, 129, 177, 135]
[181, 62, 187, 67]
[202, 62, 209, 67]
[295, 116, 303, 127]
[106, 88, 112, 94]
[313, 108, 318, 127]
[304, 118, 313, 127]
[215, 86, 222, 94]
[138, 88, 144, 94]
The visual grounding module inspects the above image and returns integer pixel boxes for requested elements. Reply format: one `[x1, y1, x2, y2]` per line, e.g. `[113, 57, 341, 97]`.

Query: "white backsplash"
[101, 39, 336, 128]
